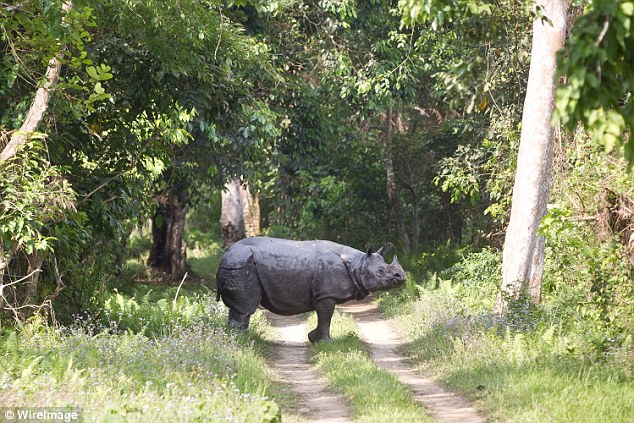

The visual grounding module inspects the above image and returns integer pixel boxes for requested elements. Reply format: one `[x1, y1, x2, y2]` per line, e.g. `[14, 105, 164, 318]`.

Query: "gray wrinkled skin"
[216, 237, 406, 343]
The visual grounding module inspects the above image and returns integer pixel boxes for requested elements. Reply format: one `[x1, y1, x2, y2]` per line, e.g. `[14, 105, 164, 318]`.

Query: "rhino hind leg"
[217, 265, 262, 330]
[308, 298, 336, 343]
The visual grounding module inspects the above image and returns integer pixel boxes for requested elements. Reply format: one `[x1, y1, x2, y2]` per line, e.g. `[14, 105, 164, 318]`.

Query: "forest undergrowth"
[0, 239, 286, 422]
[379, 246, 633, 422]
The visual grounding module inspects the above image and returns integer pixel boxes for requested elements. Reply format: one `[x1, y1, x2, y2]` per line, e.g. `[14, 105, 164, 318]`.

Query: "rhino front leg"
[228, 308, 252, 330]
[308, 298, 336, 343]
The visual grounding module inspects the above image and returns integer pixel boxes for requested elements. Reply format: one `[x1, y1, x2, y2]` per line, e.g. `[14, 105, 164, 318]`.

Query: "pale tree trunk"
[497, 0, 566, 313]
[385, 106, 411, 253]
[0, 1, 73, 163]
[240, 182, 260, 237]
[0, 1, 73, 301]
[220, 178, 246, 249]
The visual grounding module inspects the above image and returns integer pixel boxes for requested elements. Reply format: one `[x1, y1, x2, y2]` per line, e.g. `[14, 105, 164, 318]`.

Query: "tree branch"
[0, 1, 73, 163]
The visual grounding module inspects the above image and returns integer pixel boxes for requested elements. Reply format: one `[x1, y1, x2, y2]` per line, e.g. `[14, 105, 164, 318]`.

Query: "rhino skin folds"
[216, 237, 406, 343]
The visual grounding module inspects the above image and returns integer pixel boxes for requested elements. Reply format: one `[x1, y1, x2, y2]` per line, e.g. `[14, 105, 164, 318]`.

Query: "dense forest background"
[2, 1, 634, 421]
[1, 0, 633, 370]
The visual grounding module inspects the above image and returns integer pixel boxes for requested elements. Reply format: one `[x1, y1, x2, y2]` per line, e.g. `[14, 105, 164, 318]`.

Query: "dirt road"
[267, 312, 353, 422]
[339, 299, 485, 423]
[267, 299, 484, 423]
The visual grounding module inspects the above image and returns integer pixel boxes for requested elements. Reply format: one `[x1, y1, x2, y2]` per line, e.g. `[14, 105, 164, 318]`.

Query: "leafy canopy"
[556, 0, 634, 164]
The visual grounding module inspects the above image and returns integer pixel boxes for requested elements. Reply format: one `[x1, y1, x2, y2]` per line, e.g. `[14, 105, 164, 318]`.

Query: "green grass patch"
[439, 360, 634, 423]
[188, 239, 224, 286]
[381, 248, 634, 423]
[309, 311, 432, 422]
[0, 291, 283, 423]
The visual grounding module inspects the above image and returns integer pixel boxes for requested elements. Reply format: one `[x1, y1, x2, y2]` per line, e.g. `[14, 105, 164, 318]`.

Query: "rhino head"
[356, 242, 406, 292]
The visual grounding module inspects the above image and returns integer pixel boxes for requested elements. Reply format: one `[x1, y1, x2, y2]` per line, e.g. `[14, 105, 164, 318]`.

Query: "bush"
[381, 241, 633, 422]
[0, 289, 282, 422]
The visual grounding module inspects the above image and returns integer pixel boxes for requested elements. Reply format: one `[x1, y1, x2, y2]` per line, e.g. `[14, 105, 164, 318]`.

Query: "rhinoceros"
[215, 237, 406, 342]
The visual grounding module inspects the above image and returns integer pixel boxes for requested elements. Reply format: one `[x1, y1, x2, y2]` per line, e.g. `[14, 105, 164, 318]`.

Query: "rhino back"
[253, 238, 363, 310]
[220, 237, 365, 314]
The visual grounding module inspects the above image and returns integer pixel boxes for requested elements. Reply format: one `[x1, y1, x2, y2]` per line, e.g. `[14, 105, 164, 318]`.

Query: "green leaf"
[86, 66, 99, 80]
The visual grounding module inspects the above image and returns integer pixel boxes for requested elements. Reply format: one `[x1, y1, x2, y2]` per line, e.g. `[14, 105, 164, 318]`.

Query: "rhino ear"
[376, 242, 394, 258]
[365, 243, 374, 256]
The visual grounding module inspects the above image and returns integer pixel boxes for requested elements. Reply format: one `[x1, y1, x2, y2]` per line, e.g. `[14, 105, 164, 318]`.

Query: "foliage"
[0, 140, 76, 259]
[0, 0, 101, 125]
[263, 97, 393, 246]
[98, 288, 220, 337]
[255, 0, 532, 250]
[0, 288, 282, 422]
[556, 0, 634, 164]
[434, 111, 520, 227]
[399, 0, 492, 30]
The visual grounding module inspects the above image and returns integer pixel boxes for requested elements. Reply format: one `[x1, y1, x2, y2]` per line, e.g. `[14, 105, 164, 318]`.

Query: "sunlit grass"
[440, 360, 634, 423]
[0, 291, 283, 422]
[188, 240, 224, 287]
[308, 311, 433, 423]
[384, 287, 634, 423]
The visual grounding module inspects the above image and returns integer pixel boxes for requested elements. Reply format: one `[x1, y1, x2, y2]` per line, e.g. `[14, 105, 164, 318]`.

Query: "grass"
[379, 257, 634, 423]
[123, 222, 223, 287]
[308, 310, 433, 423]
[439, 360, 634, 422]
[0, 289, 283, 422]
[188, 240, 224, 285]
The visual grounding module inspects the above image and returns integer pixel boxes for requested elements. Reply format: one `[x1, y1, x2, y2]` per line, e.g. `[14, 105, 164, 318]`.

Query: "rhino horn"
[391, 255, 400, 265]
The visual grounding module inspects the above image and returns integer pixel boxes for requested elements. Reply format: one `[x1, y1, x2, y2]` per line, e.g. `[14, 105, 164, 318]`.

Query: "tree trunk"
[385, 106, 411, 253]
[221, 178, 246, 249]
[0, 1, 73, 281]
[24, 251, 44, 307]
[410, 192, 421, 248]
[147, 188, 190, 280]
[241, 182, 261, 237]
[497, 0, 566, 313]
[0, 1, 73, 163]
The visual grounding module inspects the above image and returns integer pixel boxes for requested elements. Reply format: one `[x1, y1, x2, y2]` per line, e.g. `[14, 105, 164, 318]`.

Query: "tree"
[147, 176, 190, 280]
[497, 0, 567, 312]
[220, 178, 246, 249]
[385, 105, 411, 253]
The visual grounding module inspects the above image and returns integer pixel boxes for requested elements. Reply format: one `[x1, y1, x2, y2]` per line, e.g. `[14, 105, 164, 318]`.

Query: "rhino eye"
[378, 266, 386, 275]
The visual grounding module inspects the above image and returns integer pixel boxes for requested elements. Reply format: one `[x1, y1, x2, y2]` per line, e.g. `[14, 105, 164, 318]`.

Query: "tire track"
[339, 299, 485, 423]
[266, 312, 353, 423]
